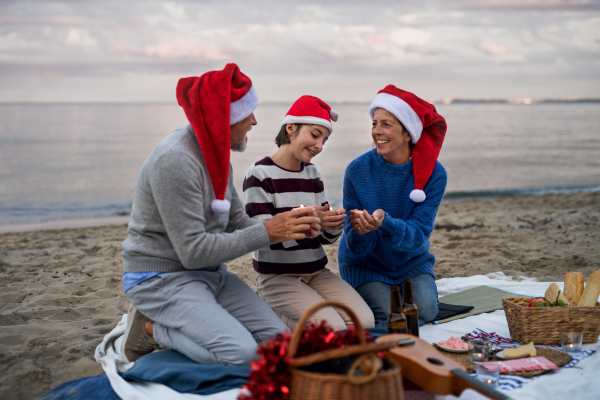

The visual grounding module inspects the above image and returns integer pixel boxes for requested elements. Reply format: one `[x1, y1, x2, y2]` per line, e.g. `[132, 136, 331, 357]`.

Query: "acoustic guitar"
[378, 334, 512, 400]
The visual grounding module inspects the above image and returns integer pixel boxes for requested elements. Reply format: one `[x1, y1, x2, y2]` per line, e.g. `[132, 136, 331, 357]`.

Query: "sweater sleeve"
[150, 151, 268, 269]
[341, 163, 379, 254]
[226, 166, 262, 232]
[243, 164, 297, 248]
[377, 168, 447, 251]
[316, 179, 342, 246]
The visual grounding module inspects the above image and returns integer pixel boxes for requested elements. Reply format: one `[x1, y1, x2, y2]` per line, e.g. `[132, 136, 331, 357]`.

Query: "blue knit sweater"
[338, 149, 447, 288]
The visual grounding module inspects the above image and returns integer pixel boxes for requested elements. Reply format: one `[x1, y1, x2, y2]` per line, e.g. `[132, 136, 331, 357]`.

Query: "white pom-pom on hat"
[409, 189, 426, 203]
[330, 110, 339, 122]
[211, 199, 231, 214]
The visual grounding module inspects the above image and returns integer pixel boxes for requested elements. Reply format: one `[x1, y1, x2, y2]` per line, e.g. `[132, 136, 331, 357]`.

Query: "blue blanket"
[39, 323, 391, 400]
[40, 350, 250, 400]
[39, 374, 120, 400]
[120, 350, 250, 394]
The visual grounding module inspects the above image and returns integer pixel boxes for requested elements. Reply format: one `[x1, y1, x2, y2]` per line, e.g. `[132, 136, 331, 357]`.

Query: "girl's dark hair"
[275, 123, 304, 147]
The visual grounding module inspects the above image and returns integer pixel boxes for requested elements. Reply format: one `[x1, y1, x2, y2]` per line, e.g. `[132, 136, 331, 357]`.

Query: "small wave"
[0, 201, 133, 226]
[442, 185, 600, 201]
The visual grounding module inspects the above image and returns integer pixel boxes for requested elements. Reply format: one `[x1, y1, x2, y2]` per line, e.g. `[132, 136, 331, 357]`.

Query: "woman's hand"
[315, 204, 346, 231]
[349, 209, 385, 234]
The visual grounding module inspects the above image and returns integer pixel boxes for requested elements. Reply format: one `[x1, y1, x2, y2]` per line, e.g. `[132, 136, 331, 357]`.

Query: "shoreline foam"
[3, 186, 599, 232]
[0, 216, 131, 234]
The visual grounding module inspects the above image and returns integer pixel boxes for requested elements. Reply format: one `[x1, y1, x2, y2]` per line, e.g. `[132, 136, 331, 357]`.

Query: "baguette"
[564, 272, 584, 306]
[577, 270, 600, 307]
[544, 283, 570, 306]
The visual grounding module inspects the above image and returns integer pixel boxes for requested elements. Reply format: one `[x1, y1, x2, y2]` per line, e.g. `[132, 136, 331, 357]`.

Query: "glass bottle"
[402, 277, 419, 337]
[387, 285, 407, 334]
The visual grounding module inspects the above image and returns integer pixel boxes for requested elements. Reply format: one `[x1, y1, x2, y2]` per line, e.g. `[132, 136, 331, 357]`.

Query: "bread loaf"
[544, 283, 570, 306]
[564, 272, 584, 306]
[577, 270, 600, 307]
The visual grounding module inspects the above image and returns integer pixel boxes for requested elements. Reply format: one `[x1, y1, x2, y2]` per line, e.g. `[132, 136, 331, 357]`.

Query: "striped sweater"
[243, 157, 341, 274]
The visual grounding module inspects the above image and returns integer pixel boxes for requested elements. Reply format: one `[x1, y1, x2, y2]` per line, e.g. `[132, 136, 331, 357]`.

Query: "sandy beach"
[1, 191, 599, 400]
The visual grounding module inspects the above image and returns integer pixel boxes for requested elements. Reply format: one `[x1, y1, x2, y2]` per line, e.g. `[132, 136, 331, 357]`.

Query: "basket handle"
[347, 352, 382, 385]
[287, 300, 368, 359]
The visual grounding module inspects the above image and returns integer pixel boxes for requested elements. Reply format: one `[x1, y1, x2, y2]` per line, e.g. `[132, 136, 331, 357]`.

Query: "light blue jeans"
[355, 273, 438, 326]
[126, 265, 287, 365]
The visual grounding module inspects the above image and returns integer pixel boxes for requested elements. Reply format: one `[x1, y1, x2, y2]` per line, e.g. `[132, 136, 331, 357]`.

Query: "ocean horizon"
[2, 102, 600, 227]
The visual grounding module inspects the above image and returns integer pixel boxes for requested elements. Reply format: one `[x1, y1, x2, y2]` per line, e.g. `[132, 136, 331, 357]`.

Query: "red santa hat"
[369, 85, 447, 202]
[281, 95, 338, 133]
[176, 63, 258, 214]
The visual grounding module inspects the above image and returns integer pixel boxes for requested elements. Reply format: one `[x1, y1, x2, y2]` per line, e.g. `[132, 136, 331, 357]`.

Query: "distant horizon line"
[1, 97, 600, 106]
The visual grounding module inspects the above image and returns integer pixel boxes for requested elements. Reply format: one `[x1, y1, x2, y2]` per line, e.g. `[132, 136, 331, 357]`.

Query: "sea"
[1, 102, 600, 227]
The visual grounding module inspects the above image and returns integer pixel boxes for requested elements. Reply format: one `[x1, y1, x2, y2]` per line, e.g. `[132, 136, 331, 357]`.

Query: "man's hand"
[314, 204, 346, 231]
[349, 209, 385, 234]
[263, 207, 321, 242]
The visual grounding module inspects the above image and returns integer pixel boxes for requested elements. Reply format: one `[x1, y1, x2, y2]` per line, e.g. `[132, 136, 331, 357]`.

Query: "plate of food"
[434, 336, 469, 353]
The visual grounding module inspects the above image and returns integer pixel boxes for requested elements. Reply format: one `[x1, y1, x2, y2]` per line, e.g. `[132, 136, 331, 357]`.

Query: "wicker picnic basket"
[287, 301, 404, 400]
[502, 297, 600, 345]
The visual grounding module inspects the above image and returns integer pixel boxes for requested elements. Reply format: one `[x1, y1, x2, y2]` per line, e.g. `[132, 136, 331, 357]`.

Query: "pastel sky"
[1, 0, 599, 103]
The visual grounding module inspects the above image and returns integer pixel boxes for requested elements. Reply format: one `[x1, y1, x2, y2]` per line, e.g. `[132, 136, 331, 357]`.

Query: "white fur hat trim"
[230, 86, 258, 125]
[369, 92, 423, 143]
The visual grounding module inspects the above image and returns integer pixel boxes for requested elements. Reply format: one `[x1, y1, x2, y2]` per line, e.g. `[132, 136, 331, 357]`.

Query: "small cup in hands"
[560, 332, 583, 353]
[468, 339, 492, 363]
[475, 363, 500, 387]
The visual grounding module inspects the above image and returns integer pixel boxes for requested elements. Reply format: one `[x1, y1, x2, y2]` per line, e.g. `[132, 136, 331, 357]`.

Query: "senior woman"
[338, 85, 447, 326]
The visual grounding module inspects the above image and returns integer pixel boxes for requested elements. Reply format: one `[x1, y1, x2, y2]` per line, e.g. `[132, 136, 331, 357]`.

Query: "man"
[120, 64, 320, 365]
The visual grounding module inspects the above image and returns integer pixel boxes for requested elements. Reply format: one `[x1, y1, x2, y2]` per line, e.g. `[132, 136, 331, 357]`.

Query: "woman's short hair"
[275, 123, 304, 147]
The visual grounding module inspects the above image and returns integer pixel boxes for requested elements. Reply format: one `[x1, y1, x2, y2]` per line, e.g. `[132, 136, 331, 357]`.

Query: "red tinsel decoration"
[238, 321, 372, 400]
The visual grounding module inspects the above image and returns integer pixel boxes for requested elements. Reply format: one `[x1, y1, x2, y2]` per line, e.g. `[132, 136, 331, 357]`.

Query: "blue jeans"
[355, 274, 438, 326]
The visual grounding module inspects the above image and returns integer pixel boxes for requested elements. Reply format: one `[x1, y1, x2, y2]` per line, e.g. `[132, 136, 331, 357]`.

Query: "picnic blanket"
[41, 272, 600, 400]
[435, 285, 530, 323]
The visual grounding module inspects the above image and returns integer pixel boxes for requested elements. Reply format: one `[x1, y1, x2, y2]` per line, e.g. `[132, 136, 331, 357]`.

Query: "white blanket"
[95, 272, 600, 400]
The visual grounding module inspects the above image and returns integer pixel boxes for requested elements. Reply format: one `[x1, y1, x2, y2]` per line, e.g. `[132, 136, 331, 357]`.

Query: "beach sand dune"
[1, 191, 599, 399]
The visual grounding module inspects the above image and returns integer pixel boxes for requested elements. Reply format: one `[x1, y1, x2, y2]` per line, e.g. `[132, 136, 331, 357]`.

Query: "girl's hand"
[315, 204, 346, 231]
[349, 209, 385, 234]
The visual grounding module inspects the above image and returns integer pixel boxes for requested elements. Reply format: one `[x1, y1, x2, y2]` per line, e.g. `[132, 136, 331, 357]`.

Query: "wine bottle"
[402, 277, 419, 337]
[387, 285, 407, 334]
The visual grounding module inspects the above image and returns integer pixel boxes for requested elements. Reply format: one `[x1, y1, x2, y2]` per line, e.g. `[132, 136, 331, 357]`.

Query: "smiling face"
[289, 123, 329, 162]
[371, 108, 412, 164]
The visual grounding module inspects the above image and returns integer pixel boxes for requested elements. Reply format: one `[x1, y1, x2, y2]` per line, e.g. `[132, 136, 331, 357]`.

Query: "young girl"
[243, 95, 375, 331]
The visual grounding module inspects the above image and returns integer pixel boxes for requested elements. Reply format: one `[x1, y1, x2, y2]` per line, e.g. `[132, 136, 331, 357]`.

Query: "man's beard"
[231, 136, 247, 152]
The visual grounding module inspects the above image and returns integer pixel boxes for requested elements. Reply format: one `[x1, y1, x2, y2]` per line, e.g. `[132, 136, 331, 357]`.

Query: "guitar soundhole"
[426, 357, 444, 366]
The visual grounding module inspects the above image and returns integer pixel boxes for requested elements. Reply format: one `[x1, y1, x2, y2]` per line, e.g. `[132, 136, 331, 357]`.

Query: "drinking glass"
[476, 363, 500, 387]
[560, 332, 583, 353]
[468, 339, 492, 363]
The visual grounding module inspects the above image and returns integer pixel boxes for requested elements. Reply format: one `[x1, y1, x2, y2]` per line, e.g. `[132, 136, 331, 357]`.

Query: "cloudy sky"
[1, 0, 599, 103]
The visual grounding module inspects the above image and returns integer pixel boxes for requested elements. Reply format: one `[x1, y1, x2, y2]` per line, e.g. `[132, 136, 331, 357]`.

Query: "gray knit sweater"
[122, 125, 270, 273]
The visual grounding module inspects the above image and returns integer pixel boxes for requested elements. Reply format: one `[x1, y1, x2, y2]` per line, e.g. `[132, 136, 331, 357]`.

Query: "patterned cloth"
[464, 328, 596, 391]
